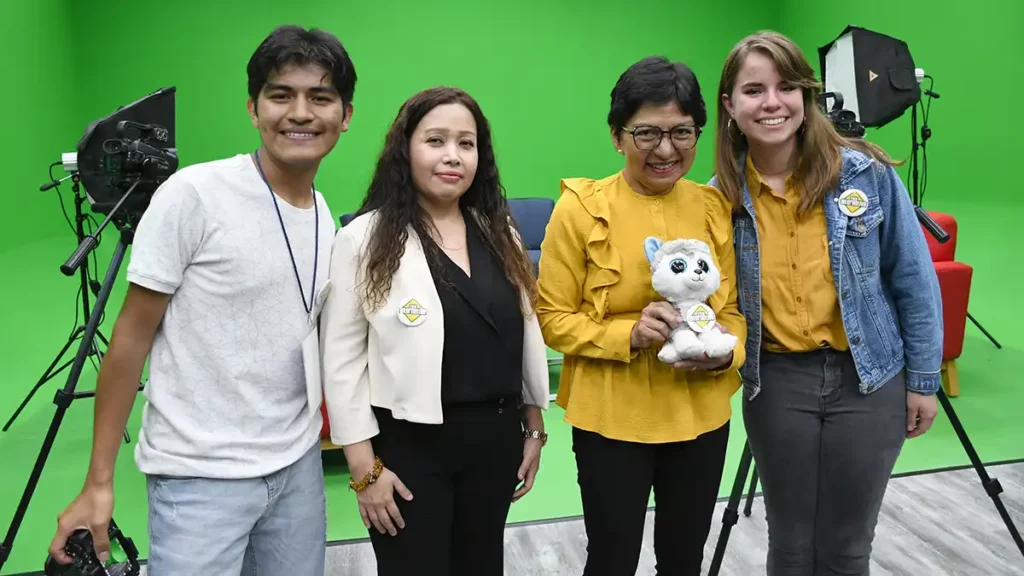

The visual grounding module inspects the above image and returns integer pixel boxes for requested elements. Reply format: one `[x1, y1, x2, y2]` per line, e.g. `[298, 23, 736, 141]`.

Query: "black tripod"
[2, 174, 126, 437]
[0, 180, 145, 573]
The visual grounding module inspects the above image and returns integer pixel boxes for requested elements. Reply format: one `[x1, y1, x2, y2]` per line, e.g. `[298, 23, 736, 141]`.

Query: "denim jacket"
[710, 146, 944, 400]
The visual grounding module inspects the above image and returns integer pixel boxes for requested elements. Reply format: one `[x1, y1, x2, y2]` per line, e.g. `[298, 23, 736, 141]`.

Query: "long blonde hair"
[713, 30, 900, 214]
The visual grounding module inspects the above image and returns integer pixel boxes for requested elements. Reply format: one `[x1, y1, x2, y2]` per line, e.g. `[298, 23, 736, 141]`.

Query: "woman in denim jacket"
[709, 31, 944, 575]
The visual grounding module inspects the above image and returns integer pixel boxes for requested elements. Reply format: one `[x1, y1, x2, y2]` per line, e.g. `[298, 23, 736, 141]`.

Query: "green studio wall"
[2, 0, 82, 248]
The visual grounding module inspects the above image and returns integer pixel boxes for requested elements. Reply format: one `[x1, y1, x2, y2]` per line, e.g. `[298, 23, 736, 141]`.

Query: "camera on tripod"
[0, 87, 178, 574]
[101, 120, 177, 190]
[72, 87, 179, 230]
[43, 519, 140, 576]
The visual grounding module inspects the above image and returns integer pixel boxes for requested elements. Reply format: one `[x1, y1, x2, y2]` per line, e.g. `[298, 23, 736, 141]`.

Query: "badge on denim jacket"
[837, 189, 869, 217]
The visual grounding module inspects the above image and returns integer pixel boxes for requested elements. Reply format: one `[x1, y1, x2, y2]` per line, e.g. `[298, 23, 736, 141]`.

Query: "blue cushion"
[528, 249, 541, 276]
[507, 197, 555, 251]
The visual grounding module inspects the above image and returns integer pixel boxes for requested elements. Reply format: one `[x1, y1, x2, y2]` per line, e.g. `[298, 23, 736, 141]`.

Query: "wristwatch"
[523, 429, 548, 446]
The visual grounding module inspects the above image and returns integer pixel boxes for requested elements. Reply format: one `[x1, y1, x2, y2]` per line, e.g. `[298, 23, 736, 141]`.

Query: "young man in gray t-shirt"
[48, 25, 356, 575]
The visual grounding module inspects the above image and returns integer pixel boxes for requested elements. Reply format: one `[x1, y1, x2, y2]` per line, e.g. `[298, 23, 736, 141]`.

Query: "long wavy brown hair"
[354, 86, 537, 313]
[713, 30, 901, 214]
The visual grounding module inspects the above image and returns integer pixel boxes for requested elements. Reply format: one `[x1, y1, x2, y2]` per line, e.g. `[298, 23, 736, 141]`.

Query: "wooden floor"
[322, 462, 1024, 575]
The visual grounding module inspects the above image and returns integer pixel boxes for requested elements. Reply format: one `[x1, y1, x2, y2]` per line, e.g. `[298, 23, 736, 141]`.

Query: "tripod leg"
[936, 388, 1024, 558]
[3, 327, 86, 432]
[0, 237, 129, 573]
[966, 313, 1002, 349]
[744, 466, 759, 517]
[709, 441, 755, 576]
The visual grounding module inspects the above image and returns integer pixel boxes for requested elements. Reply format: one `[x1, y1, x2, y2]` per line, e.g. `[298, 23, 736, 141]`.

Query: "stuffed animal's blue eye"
[670, 259, 687, 273]
[697, 259, 710, 273]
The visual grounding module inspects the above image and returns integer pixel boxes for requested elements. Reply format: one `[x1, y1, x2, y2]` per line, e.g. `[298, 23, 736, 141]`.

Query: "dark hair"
[355, 86, 537, 313]
[247, 25, 357, 106]
[608, 56, 707, 133]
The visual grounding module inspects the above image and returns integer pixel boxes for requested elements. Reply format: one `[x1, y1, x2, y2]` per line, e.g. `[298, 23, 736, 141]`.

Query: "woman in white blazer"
[319, 86, 550, 576]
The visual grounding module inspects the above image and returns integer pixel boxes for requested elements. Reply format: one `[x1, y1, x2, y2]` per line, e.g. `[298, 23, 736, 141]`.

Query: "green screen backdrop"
[2, 0, 1021, 574]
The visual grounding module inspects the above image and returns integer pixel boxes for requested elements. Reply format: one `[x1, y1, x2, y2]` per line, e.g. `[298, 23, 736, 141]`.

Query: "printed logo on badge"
[685, 303, 717, 333]
[398, 298, 427, 327]
[837, 189, 869, 217]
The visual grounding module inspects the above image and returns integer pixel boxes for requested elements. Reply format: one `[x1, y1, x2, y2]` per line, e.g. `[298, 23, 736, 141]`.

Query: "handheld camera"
[43, 520, 140, 576]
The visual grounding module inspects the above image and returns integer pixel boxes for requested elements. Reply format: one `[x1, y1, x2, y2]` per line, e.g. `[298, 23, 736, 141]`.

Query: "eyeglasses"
[623, 124, 702, 151]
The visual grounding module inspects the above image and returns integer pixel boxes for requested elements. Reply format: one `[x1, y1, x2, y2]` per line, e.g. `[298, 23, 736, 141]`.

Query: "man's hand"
[906, 391, 938, 438]
[630, 301, 680, 350]
[49, 484, 115, 565]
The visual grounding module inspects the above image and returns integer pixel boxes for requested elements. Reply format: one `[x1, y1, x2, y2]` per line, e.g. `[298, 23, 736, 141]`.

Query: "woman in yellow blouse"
[536, 56, 746, 576]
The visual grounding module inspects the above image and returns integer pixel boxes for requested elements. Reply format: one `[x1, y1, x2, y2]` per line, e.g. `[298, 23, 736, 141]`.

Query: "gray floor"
[323, 462, 1024, 575]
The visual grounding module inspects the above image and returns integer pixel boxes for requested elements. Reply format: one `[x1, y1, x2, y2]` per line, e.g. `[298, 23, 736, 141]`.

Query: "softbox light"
[818, 25, 920, 128]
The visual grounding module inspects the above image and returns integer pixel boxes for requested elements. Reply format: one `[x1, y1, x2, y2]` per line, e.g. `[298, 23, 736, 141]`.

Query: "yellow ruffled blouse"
[536, 172, 746, 444]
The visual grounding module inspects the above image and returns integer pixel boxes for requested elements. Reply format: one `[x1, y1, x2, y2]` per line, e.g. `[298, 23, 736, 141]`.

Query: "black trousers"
[367, 398, 523, 576]
[572, 421, 730, 576]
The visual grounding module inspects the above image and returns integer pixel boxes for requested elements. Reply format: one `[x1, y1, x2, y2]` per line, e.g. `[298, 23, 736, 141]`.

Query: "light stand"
[909, 88, 1001, 349]
[0, 181, 144, 574]
[2, 169, 128, 436]
[708, 86, 1023, 576]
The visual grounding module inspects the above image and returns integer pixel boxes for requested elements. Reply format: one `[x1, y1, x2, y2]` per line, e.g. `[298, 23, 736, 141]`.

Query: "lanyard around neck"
[252, 149, 319, 315]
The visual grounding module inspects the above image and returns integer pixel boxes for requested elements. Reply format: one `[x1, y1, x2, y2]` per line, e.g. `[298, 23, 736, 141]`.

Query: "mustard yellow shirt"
[536, 172, 746, 444]
[745, 156, 848, 352]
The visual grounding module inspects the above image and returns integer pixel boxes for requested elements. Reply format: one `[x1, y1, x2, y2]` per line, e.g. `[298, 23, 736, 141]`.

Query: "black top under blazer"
[428, 210, 525, 405]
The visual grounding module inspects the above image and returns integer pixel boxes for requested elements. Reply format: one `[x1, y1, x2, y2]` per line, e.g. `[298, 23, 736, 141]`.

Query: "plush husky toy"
[644, 236, 738, 364]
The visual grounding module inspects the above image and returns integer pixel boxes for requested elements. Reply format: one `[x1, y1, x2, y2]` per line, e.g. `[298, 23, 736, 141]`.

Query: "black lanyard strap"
[253, 149, 318, 315]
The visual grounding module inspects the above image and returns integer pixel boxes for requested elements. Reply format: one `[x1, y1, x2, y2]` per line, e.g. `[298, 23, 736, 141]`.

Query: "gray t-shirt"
[127, 153, 335, 478]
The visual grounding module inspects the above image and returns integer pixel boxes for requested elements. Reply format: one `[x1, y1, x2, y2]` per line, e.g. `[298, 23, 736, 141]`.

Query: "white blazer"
[319, 209, 549, 447]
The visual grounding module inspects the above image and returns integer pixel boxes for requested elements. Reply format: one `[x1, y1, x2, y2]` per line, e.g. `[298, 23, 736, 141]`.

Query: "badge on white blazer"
[836, 189, 869, 217]
[398, 298, 428, 327]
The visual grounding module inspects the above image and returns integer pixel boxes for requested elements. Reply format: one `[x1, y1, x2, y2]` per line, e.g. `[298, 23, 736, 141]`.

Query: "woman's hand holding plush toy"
[629, 301, 681, 350]
[630, 307, 734, 372]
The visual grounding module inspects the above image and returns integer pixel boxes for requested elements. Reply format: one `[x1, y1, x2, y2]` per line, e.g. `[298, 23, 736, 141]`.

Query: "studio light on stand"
[816, 24, 999, 349]
[708, 27, 1022, 576]
[0, 87, 177, 574]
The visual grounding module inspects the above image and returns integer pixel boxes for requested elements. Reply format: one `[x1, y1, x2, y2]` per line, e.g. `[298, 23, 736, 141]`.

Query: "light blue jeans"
[145, 442, 326, 575]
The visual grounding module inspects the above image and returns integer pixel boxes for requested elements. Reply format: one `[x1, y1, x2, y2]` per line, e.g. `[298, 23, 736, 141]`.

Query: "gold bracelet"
[523, 429, 548, 446]
[348, 457, 384, 492]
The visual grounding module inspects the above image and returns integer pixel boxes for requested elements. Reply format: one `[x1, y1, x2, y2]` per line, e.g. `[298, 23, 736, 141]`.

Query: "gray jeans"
[744, 348, 907, 576]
